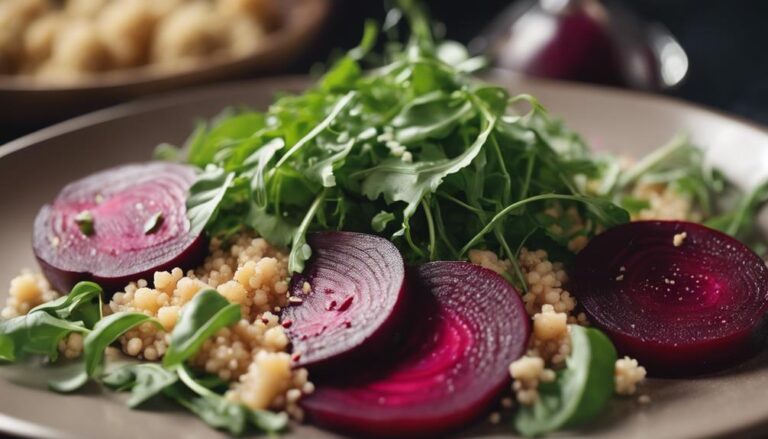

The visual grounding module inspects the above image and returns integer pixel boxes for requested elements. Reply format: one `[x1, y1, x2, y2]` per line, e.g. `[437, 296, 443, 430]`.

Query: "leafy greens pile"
[0, 282, 286, 436]
[180, 2, 767, 286]
[180, 6, 634, 285]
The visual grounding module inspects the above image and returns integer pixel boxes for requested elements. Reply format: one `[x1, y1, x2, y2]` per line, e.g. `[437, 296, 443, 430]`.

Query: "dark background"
[314, 0, 768, 123]
[2, 0, 767, 143]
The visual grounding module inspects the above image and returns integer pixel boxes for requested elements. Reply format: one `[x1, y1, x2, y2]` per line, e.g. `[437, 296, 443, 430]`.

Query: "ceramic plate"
[1, 75, 767, 439]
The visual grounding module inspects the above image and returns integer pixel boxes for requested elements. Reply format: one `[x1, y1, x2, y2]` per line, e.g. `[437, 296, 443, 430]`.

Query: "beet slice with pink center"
[33, 162, 206, 294]
[302, 261, 530, 438]
[283, 231, 408, 370]
[572, 220, 768, 375]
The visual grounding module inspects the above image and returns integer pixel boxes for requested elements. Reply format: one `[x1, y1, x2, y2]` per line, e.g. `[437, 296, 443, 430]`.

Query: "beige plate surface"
[1, 75, 768, 439]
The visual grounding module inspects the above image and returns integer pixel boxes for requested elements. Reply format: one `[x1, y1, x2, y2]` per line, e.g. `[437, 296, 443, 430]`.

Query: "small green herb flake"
[75, 211, 94, 236]
[144, 211, 164, 235]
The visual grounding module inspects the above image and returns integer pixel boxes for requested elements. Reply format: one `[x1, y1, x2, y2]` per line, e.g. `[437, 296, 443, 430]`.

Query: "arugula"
[0, 312, 87, 362]
[177, 6, 631, 277]
[30, 281, 102, 329]
[85, 312, 161, 378]
[186, 166, 235, 237]
[514, 325, 617, 437]
[168, 365, 288, 435]
[163, 289, 241, 368]
[103, 363, 178, 408]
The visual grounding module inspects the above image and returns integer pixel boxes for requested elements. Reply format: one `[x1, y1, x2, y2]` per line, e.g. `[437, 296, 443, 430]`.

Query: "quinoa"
[631, 182, 700, 221]
[109, 233, 290, 360]
[614, 356, 647, 396]
[508, 355, 556, 405]
[1, 271, 59, 319]
[106, 232, 310, 416]
[2, 270, 87, 359]
[472, 249, 645, 405]
[673, 232, 687, 247]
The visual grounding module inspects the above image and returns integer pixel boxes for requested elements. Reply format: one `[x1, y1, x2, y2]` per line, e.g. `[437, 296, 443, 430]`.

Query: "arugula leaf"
[288, 190, 327, 274]
[84, 312, 161, 378]
[459, 194, 629, 257]
[187, 113, 267, 167]
[30, 281, 102, 329]
[359, 101, 495, 238]
[48, 364, 89, 393]
[0, 312, 87, 362]
[515, 325, 617, 437]
[103, 363, 178, 407]
[371, 210, 396, 232]
[706, 179, 768, 241]
[186, 165, 235, 236]
[163, 290, 240, 368]
[169, 365, 287, 435]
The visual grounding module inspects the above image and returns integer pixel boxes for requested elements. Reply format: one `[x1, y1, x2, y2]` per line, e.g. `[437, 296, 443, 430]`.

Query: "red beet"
[572, 220, 768, 375]
[302, 262, 530, 438]
[33, 163, 206, 294]
[283, 232, 408, 370]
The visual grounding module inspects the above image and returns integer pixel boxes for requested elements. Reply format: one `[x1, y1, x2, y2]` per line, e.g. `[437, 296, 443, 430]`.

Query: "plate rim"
[2, 74, 768, 439]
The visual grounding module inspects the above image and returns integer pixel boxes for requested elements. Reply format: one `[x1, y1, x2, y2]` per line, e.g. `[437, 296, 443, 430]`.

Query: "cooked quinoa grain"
[509, 355, 556, 405]
[615, 356, 647, 395]
[109, 233, 290, 360]
[673, 232, 687, 247]
[104, 232, 310, 415]
[632, 182, 700, 221]
[1, 271, 59, 319]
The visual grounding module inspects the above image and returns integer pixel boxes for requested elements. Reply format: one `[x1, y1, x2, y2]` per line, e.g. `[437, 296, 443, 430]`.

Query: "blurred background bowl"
[0, 0, 330, 136]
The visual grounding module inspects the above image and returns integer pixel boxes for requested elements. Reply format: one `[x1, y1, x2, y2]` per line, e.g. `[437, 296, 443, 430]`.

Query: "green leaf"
[163, 290, 241, 368]
[392, 92, 474, 144]
[103, 363, 178, 407]
[75, 210, 94, 236]
[371, 210, 396, 232]
[706, 179, 768, 240]
[515, 325, 617, 437]
[459, 194, 629, 257]
[360, 102, 495, 237]
[48, 367, 88, 393]
[85, 312, 160, 378]
[244, 138, 284, 208]
[186, 165, 236, 236]
[187, 113, 267, 167]
[143, 211, 164, 235]
[30, 281, 102, 329]
[288, 190, 327, 273]
[168, 365, 287, 435]
[0, 312, 87, 362]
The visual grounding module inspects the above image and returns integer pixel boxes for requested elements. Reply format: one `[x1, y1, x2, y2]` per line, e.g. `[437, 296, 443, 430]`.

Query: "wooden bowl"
[0, 0, 330, 135]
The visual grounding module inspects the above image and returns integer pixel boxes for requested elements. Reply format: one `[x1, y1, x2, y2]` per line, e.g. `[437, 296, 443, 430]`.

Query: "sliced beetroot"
[33, 162, 206, 294]
[302, 262, 530, 438]
[572, 220, 768, 375]
[283, 231, 407, 370]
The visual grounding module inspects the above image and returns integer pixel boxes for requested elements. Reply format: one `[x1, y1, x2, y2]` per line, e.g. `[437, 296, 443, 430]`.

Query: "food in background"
[0, 0, 281, 81]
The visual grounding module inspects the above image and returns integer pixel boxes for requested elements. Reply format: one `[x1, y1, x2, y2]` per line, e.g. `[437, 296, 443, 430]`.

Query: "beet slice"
[572, 220, 768, 375]
[283, 231, 408, 370]
[302, 261, 530, 438]
[33, 162, 206, 294]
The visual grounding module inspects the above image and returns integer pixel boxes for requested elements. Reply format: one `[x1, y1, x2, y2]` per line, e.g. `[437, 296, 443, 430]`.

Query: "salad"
[2, 2, 768, 438]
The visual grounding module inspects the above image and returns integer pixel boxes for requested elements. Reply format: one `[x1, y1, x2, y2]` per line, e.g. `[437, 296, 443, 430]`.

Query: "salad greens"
[178, 1, 766, 286]
[163, 289, 241, 368]
[515, 325, 617, 436]
[0, 282, 286, 436]
[179, 5, 636, 282]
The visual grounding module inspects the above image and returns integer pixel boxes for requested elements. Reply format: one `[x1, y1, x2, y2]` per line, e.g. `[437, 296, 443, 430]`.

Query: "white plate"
[1, 75, 767, 439]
